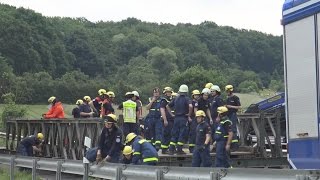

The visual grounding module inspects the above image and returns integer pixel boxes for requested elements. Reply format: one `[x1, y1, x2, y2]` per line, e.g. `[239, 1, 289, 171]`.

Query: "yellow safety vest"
[123, 100, 137, 123]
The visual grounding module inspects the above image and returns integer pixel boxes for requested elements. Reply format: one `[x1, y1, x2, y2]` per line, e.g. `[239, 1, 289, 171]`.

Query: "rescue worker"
[160, 87, 174, 154]
[132, 91, 143, 122]
[188, 90, 201, 153]
[80, 96, 95, 118]
[118, 92, 140, 136]
[107, 91, 116, 103]
[214, 106, 233, 168]
[167, 84, 193, 155]
[72, 99, 83, 118]
[205, 83, 214, 102]
[192, 110, 212, 167]
[225, 85, 241, 150]
[145, 87, 162, 151]
[125, 133, 158, 165]
[17, 133, 44, 157]
[43, 96, 65, 119]
[198, 88, 214, 125]
[90, 89, 114, 118]
[96, 114, 123, 163]
[210, 85, 224, 144]
[121, 146, 133, 164]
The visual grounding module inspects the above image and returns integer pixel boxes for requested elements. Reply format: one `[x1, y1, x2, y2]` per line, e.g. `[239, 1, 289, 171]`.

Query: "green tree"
[1, 93, 26, 129]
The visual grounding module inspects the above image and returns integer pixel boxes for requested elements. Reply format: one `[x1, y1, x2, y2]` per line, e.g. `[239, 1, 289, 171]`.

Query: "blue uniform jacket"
[98, 126, 123, 158]
[132, 137, 158, 164]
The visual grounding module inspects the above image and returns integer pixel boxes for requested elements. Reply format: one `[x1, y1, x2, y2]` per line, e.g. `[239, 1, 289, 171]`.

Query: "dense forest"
[0, 4, 284, 104]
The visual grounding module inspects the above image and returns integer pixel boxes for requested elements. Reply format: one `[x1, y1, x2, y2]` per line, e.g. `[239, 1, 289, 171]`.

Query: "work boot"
[189, 146, 194, 153]
[168, 144, 176, 155]
[168, 150, 174, 155]
[155, 144, 161, 152]
[162, 148, 168, 154]
[176, 145, 186, 155]
[176, 150, 186, 155]
[230, 142, 239, 152]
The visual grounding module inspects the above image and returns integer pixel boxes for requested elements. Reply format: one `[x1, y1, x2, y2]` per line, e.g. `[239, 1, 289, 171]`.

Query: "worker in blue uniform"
[167, 84, 193, 155]
[188, 89, 201, 153]
[96, 114, 123, 164]
[197, 88, 214, 128]
[214, 106, 233, 168]
[160, 87, 174, 154]
[125, 133, 158, 165]
[225, 85, 241, 150]
[145, 87, 163, 151]
[192, 110, 212, 167]
[210, 85, 224, 144]
[17, 133, 44, 156]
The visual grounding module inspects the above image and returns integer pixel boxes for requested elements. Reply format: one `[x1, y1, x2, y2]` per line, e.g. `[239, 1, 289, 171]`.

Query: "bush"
[238, 80, 259, 93]
[0, 93, 26, 129]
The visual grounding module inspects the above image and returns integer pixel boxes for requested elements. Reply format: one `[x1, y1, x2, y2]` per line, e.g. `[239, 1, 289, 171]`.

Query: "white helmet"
[178, 84, 189, 93]
[210, 85, 221, 92]
[132, 91, 140, 97]
[201, 88, 211, 94]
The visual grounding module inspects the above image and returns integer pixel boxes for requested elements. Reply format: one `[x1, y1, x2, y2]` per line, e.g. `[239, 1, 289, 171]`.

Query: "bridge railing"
[5, 118, 105, 160]
[237, 110, 284, 158]
[0, 154, 317, 180]
[5, 111, 284, 160]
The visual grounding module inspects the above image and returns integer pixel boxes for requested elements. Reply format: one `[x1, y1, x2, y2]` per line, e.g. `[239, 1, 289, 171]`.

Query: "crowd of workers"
[18, 83, 241, 168]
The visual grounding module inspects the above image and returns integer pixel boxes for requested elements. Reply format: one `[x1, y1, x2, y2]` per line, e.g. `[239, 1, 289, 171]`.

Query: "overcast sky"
[0, 0, 284, 36]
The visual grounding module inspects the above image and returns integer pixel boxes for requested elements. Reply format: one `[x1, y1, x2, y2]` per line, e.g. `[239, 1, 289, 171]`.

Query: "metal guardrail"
[0, 154, 319, 180]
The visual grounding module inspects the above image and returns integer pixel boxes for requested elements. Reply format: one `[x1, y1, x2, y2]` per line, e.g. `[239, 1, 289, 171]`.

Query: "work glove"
[96, 153, 102, 164]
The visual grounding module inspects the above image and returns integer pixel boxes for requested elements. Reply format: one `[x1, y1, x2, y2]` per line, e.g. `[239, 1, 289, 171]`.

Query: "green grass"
[234, 93, 264, 113]
[0, 167, 40, 180]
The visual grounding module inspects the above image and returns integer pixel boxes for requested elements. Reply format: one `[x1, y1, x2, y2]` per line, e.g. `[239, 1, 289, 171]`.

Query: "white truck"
[282, 0, 320, 169]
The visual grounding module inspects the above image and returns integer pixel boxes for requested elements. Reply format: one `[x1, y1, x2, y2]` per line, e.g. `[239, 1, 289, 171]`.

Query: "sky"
[0, 0, 284, 35]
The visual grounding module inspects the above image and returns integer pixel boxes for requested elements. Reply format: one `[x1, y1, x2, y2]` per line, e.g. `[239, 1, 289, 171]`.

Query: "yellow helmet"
[83, 96, 91, 102]
[192, 90, 201, 96]
[123, 146, 133, 155]
[104, 114, 117, 123]
[98, 89, 107, 96]
[76, 99, 83, 105]
[125, 133, 137, 144]
[107, 91, 115, 98]
[225, 85, 234, 92]
[163, 87, 173, 94]
[37, 133, 44, 140]
[205, 83, 214, 89]
[217, 106, 228, 114]
[195, 110, 206, 117]
[48, 96, 56, 103]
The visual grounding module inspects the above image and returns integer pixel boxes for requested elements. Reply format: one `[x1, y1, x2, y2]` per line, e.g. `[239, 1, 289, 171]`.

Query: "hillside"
[0, 4, 284, 104]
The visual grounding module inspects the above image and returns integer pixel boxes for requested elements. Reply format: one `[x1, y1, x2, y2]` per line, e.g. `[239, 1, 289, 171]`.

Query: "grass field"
[0, 167, 39, 180]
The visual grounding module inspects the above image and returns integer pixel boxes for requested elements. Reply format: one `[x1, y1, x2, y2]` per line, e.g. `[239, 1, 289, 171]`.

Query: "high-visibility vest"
[123, 100, 137, 123]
